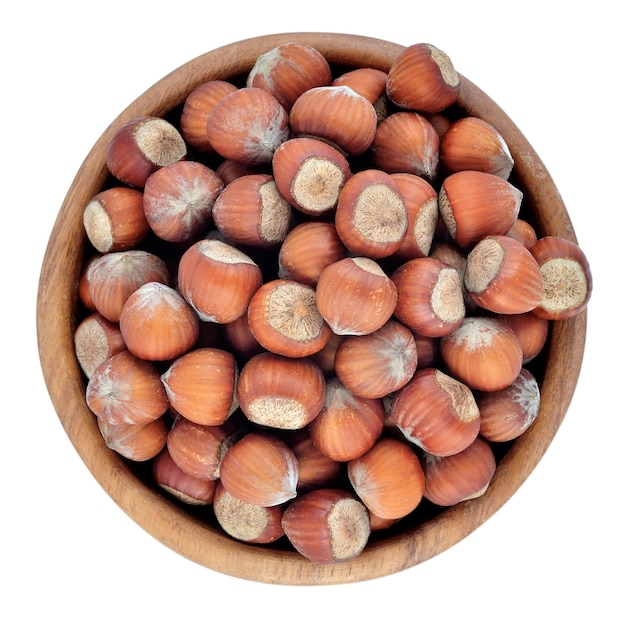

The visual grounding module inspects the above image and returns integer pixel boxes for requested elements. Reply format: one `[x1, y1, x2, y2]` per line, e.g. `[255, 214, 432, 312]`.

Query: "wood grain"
[36, 32, 587, 585]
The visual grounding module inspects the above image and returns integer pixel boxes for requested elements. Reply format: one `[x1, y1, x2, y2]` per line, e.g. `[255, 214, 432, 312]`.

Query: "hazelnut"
[316, 257, 398, 336]
[438, 170, 523, 249]
[215, 159, 259, 185]
[78, 254, 101, 312]
[212, 481, 285, 544]
[219, 432, 299, 507]
[86, 350, 169, 426]
[83, 187, 149, 253]
[177, 238, 263, 323]
[308, 377, 385, 462]
[119, 282, 200, 361]
[439, 116, 514, 179]
[205, 87, 289, 166]
[529, 235, 593, 320]
[371, 111, 440, 181]
[347, 437, 425, 520]
[105, 116, 187, 188]
[496, 312, 549, 364]
[506, 218, 538, 249]
[284, 429, 343, 492]
[97, 416, 168, 462]
[237, 352, 326, 430]
[272, 137, 351, 216]
[440, 316, 523, 391]
[386, 42, 460, 113]
[391, 257, 465, 337]
[392, 367, 480, 457]
[277, 220, 347, 286]
[281, 488, 371, 563]
[142, 160, 224, 243]
[246, 42, 332, 111]
[152, 448, 218, 505]
[166, 416, 242, 481]
[74, 312, 126, 378]
[422, 437, 497, 507]
[477, 368, 541, 442]
[211, 173, 294, 248]
[247, 278, 331, 358]
[332, 67, 388, 106]
[335, 168, 408, 259]
[334, 319, 418, 399]
[290, 85, 378, 156]
[160, 348, 238, 427]
[464, 234, 544, 315]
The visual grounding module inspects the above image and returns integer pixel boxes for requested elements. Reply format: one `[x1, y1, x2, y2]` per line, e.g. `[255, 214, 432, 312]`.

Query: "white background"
[4, 2, 623, 620]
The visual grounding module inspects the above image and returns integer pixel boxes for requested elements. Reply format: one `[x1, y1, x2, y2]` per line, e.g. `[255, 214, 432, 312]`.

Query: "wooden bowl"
[36, 32, 587, 585]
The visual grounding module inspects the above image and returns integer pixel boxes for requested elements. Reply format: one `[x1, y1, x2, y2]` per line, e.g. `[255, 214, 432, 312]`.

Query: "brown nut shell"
[439, 116, 514, 179]
[247, 279, 331, 358]
[206, 87, 290, 166]
[386, 43, 460, 113]
[152, 448, 218, 505]
[119, 282, 200, 361]
[347, 437, 425, 520]
[308, 377, 385, 462]
[440, 316, 523, 391]
[477, 367, 541, 442]
[272, 137, 351, 216]
[464, 235, 544, 315]
[166, 416, 242, 481]
[160, 348, 238, 427]
[219, 432, 299, 507]
[316, 257, 398, 336]
[212, 481, 286, 544]
[422, 436, 497, 506]
[74, 312, 126, 379]
[278, 220, 347, 286]
[529, 235, 593, 320]
[237, 352, 326, 430]
[392, 367, 480, 457]
[281, 488, 371, 563]
[105, 116, 187, 188]
[371, 111, 439, 181]
[335, 168, 408, 259]
[212, 173, 294, 248]
[392, 257, 465, 337]
[177, 238, 263, 323]
[86, 350, 169, 426]
[334, 319, 418, 399]
[83, 187, 149, 253]
[290, 85, 378, 156]
[438, 170, 523, 249]
[143, 160, 224, 243]
[246, 42, 332, 111]
[97, 416, 168, 462]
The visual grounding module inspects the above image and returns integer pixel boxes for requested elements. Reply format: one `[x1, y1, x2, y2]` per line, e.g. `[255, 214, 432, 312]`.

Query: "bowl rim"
[36, 32, 587, 585]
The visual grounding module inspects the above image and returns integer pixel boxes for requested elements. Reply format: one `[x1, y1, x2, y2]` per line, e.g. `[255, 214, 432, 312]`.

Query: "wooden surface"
[36, 32, 587, 585]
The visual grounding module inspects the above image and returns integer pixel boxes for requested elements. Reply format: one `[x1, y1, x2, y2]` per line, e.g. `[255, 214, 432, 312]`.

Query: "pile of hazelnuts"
[74, 41, 592, 564]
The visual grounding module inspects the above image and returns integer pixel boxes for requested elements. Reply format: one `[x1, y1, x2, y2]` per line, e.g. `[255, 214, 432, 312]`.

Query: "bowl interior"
[36, 32, 587, 585]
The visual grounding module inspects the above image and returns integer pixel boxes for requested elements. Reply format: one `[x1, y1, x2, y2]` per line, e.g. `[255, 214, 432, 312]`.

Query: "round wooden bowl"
[37, 32, 587, 585]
